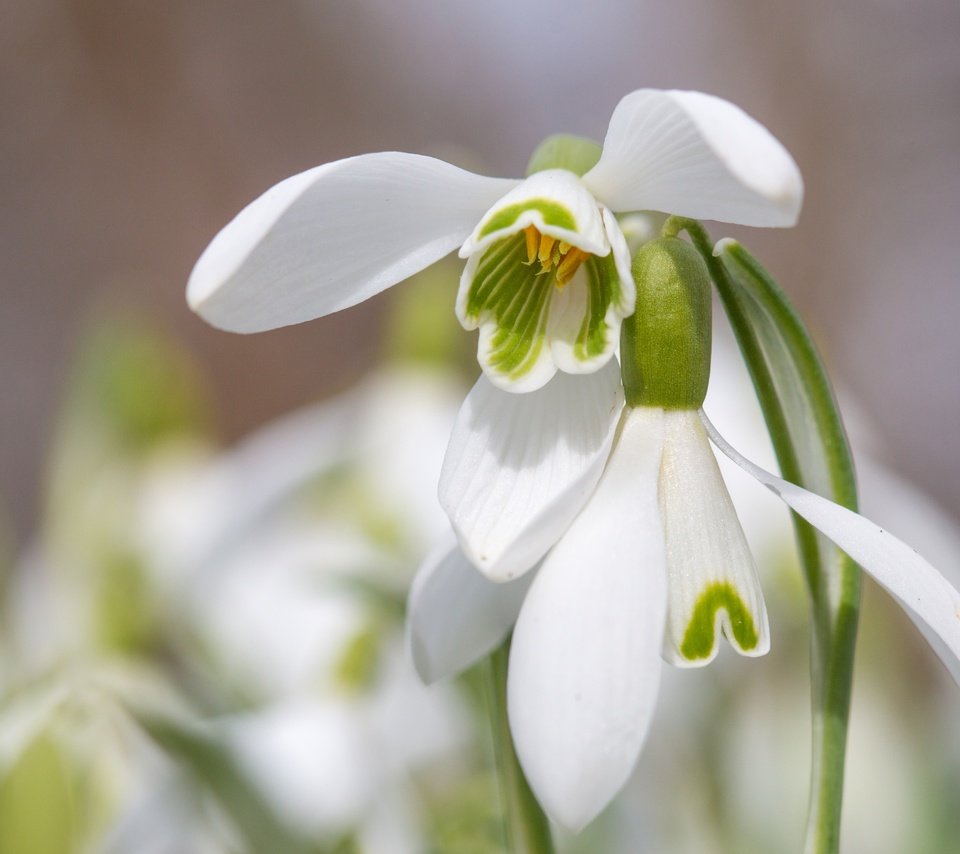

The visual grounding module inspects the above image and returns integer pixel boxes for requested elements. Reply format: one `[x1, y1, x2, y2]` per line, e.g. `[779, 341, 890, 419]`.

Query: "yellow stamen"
[524, 226, 539, 264]
[555, 248, 588, 286]
[558, 241, 571, 254]
[538, 234, 556, 270]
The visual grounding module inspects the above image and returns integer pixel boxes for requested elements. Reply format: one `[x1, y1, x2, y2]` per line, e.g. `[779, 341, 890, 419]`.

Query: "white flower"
[408, 374, 960, 831]
[187, 89, 801, 391]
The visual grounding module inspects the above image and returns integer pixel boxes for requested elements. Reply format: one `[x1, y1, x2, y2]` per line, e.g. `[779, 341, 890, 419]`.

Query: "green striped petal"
[457, 221, 634, 390]
[458, 233, 558, 391]
[658, 408, 770, 666]
[549, 249, 629, 374]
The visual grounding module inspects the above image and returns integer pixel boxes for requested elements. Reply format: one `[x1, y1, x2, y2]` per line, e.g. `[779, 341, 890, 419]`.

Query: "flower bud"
[620, 237, 711, 409]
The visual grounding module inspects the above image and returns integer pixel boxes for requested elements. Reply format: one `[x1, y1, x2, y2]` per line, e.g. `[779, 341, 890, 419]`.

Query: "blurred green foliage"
[0, 735, 75, 854]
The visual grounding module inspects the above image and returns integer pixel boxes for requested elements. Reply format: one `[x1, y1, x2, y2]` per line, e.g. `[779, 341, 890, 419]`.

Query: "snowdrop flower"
[408, 238, 960, 830]
[187, 89, 801, 391]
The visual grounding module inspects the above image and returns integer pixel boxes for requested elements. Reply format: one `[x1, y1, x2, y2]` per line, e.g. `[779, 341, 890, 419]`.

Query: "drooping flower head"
[187, 89, 802, 391]
[187, 86, 960, 838]
[409, 237, 960, 831]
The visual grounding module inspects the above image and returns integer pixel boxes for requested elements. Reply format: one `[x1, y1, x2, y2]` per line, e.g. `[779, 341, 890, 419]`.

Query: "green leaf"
[666, 219, 861, 854]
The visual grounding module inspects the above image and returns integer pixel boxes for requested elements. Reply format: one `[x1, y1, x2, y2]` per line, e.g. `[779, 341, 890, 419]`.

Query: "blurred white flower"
[3, 363, 471, 852]
[132, 366, 470, 845]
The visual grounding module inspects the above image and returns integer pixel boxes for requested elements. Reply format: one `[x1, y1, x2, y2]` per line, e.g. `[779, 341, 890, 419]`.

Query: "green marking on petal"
[573, 254, 623, 363]
[479, 199, 576, 239]
[464, 230, 632, 382]
[680, 581, 759, 660]
[464, 234, 554, 382]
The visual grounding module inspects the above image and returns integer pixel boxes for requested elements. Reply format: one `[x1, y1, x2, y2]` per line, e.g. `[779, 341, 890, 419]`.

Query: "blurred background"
[3, 0, 959, 539]
[2, 1, 959, 852]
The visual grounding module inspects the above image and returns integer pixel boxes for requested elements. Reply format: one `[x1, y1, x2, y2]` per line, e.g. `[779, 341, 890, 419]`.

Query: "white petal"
[459, 169, 609, 259]
[188, 153, 517, 332]
[508, 406, 667, 832]
[406, 534, 534, 684]
[582, 89, 803, 227]
[659, 410, 769, 667]
[547, 268, 602, 373]
[601, 206, 635, 315]
[439, 360, 623, 581]
[544, 209, 634, 377]
[546, 269, 617, 377]
[457, 241, 560, 393]
[703, 413, 960, 683]
[475, 314, 559, 393]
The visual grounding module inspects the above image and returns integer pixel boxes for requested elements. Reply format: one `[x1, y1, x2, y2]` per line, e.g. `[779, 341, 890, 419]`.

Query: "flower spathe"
[187, 89, 802, 391]
[408, 379, 960, 831]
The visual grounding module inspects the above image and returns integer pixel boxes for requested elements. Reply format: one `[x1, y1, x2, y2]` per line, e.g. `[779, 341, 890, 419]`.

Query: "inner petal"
[459, 169, 610, 260]
[548, 252, 628, 375]
[457, 222, 635, 391]
[658, 409, 770, 667]
[457, 232, 562, 392]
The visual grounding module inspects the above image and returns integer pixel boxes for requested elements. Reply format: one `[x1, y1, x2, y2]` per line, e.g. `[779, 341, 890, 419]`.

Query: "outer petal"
[659, 410, 770, 666]
[406, 534, 534, 684]
[582, 89, 803, 227]
[188, 153, 517, 332]
[459, 169, 609, 259]
[508, 406, 667, 832]
[703, 413, 960, 683]
[439, 360, 623, 581]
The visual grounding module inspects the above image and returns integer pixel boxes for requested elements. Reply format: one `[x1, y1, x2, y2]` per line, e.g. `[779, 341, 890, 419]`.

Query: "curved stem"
[664, 216, 861, 854]
[486, 640, 555, 854]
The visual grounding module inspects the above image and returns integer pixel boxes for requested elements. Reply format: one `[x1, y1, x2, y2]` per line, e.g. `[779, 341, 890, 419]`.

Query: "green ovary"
[478, 198, 576, 238]
[680, 581, 759, 660]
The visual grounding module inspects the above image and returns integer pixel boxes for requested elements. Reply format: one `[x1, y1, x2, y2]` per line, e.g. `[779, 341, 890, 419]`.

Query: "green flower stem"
[486, 640, 554, 854]
[663, 217, 861, 854]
